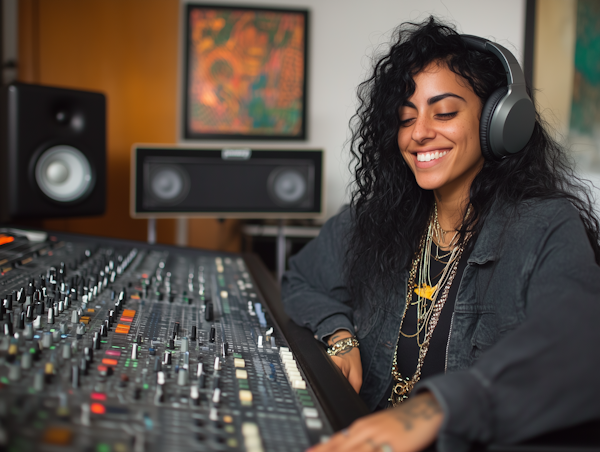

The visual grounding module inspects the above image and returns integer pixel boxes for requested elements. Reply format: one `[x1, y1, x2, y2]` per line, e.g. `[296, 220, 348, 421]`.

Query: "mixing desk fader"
[0, 229, 368, 452]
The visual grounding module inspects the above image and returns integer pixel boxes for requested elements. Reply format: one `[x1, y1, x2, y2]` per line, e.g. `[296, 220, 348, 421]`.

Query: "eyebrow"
[402, 92, 467, 108]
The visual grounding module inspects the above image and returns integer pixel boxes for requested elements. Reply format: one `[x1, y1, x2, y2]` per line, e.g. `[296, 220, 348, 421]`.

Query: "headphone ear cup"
[479, 87, 508, 160]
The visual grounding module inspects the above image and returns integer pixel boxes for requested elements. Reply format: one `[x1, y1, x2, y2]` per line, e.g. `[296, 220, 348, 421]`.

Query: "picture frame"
[182, 4, 309, 140]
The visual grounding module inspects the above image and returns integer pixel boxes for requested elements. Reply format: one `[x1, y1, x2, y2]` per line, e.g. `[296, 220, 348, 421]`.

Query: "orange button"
[102, 358, 118, 366]
[122, 309, 136, 318]
[79, 316, 91, 324]
[90, 403, 106, 414]
[115, 324, 130, 334]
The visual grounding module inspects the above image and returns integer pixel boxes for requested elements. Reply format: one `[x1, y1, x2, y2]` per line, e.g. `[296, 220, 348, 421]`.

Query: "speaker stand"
[148, 218, 157, 244]
[276, 220, 286, 284]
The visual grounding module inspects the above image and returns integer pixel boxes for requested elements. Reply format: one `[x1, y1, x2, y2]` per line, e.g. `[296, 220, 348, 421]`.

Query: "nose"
[411, 114, 435, 144]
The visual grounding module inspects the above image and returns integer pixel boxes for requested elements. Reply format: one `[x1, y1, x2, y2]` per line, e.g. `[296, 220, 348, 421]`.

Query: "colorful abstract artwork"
[569, 0, 600, 136]
[184, 5, 308, 139]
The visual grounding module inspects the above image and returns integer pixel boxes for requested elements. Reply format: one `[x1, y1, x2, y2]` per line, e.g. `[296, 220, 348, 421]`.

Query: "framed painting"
[529, 0, 600, 170]
[182, 4, 309, 140]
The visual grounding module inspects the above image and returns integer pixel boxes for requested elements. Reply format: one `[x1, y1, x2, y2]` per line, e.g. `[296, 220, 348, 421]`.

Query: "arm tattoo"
[329, 334, 341, 345]
[392, 395, 442, 431]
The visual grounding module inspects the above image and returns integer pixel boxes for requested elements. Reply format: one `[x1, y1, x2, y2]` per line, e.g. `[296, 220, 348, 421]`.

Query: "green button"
[233, 353, 243, 358]
[133, 362, 138, 368]
[112, 346, 121, 349]
[301, 401, 315, 407]
[96, 443, 111, 452]
[299, 395, 312, 401]
[143, 384, 149, 390]
[296, 389, 308, 394]
[101, 340, 107, 343]
[49, 346, 55, 350]
[0, 377, 8, 384]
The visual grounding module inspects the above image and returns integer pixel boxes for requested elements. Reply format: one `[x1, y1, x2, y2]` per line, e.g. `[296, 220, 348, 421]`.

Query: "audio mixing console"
[0, 229, 368, 452]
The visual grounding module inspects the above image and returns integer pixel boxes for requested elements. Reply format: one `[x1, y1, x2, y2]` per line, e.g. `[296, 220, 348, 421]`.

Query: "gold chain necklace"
[389, 208, 471, 407]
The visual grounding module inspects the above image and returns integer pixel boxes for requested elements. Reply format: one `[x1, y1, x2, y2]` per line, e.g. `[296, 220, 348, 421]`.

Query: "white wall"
[180, 0, 526, 220]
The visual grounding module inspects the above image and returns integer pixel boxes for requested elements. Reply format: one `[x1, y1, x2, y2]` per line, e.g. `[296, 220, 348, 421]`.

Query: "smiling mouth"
[416, 150, 449, 162]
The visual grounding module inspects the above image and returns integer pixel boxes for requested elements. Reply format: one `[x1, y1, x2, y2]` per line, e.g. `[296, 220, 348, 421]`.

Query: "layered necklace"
[389, 203, 471, 406]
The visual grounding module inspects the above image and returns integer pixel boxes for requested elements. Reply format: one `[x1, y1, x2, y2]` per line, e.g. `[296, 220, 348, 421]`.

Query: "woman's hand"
[327, 330, 363, 393]
[308, 392, 444, 452]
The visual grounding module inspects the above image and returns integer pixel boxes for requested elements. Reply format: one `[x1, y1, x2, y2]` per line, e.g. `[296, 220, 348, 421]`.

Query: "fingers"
[348, 367, 363, 393]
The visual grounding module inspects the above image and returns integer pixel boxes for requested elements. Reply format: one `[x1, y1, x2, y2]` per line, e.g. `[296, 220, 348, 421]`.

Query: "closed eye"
[436, 112, 458, 120]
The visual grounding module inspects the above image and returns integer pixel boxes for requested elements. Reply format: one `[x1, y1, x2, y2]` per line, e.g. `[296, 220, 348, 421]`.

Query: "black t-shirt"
[376, 242, 471, 410]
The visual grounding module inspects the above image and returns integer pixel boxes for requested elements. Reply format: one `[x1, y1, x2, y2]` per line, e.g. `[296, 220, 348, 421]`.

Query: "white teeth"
[417, 151, 448, 162]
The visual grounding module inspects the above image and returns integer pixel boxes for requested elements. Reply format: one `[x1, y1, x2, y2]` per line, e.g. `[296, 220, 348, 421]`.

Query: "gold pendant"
[391, 377, 413, 406]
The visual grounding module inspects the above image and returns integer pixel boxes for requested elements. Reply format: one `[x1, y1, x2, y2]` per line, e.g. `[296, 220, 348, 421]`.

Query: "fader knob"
[177, 368, 188, 386]
[72, 366, 80, 388]
[190, 326, 197, 342]
[33, 371, 44, 392]
[24, 323, 33, 340]
[180, 337, 189, 353]
[71, 310, 79, 324]
[163, 351, 172, 366]
[62, 343, 72, 359]
[21, 352, 32, 370]
[131, 345, 138, 360]
[8, 363, 21, 381]
[205, 302, 214, 321]
[42, 332, 52, 349]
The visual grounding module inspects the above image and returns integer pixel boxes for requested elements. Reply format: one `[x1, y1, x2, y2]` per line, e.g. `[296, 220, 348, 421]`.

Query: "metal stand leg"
[276, 220, 285, 283]
[147, 218, 156, 245]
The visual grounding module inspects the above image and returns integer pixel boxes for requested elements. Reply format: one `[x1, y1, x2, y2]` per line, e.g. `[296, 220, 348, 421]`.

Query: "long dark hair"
[346, 16, 600, 310]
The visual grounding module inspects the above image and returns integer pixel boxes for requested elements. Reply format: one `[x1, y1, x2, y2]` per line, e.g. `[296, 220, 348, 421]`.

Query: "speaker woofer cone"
[146, 164, 190, 206]
[35, 145, 93, 203]
[267, 167, 308, 207]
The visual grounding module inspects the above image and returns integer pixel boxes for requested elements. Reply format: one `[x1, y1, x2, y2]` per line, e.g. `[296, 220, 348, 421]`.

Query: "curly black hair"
[345, 16, 600, 311]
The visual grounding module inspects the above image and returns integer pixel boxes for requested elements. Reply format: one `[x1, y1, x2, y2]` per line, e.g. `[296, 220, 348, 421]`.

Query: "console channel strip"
[0, 230, 333, 452]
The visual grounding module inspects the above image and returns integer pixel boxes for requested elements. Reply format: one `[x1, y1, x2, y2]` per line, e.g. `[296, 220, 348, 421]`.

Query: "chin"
[413, 175, 446, 191]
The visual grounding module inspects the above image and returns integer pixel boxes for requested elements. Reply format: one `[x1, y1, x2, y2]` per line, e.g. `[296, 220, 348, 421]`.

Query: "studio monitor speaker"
[0, 82, 106, 221]
[131, 146, 324, 219]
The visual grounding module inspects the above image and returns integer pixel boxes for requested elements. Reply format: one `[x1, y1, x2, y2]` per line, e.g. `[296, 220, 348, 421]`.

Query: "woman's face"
[398, 62, 484, 196]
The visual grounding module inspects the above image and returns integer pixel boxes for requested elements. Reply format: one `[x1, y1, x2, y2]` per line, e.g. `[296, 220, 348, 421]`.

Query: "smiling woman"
[398, 63, 484, 232]
[282, 16, 600, 452]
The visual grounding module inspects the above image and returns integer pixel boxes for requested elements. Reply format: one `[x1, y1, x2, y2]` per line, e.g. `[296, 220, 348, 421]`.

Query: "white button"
[306, 418, 323, 429]
[242, 422, 259, 436]
[303, 407, 318, 418]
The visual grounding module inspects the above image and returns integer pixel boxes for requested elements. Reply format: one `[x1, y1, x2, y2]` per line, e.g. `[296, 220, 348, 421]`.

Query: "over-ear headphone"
[461, 35, 536, 160]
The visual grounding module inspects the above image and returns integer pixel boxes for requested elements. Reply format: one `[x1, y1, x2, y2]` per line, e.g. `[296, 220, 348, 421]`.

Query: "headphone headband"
[460, 35, 526, 86]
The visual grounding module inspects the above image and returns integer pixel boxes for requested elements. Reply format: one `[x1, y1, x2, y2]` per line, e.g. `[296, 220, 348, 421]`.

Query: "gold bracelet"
[327, 337, 359, 356]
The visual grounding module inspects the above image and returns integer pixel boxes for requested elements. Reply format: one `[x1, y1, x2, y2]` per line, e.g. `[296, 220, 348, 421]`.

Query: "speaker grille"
[35, 145, 93, 202]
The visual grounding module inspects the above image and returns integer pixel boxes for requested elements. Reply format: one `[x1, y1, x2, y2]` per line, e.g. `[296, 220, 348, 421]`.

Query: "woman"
[282, 17, 600, 452]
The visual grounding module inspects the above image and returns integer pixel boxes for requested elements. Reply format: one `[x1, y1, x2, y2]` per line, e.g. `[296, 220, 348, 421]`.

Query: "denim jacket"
[282, 198, 600, 452]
